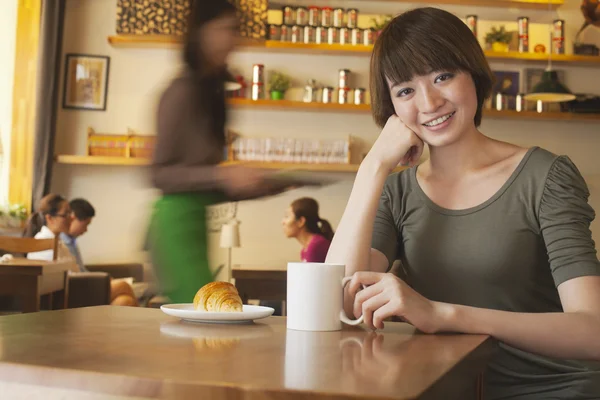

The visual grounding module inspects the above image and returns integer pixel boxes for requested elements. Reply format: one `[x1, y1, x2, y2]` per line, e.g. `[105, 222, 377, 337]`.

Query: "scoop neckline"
[411, 146, 539, 216]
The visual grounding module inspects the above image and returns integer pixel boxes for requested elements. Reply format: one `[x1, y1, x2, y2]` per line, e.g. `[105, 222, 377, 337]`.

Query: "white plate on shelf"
[160, 304, 274, 324]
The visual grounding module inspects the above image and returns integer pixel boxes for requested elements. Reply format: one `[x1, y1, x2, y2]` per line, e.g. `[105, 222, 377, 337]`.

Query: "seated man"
[62, 198, 138, 307]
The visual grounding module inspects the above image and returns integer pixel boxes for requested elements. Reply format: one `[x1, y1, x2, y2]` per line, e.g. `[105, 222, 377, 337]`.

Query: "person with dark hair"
[148, 0, 276, 303]
[282, 197, 334, 263]
[26, 194, 73, 260]
[59, 198, 95, 273]
[60, 198, 137, 307]
[327, 7, 600, 398]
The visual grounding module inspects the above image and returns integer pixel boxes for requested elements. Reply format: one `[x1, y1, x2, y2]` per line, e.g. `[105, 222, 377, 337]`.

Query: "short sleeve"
[539, 156, 600, 286]
[371, 185, 400, 270]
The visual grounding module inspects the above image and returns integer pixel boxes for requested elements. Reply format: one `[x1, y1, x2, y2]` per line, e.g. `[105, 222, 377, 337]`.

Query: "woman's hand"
[347, 271, 446, 333]
[365, 115, 424, 173]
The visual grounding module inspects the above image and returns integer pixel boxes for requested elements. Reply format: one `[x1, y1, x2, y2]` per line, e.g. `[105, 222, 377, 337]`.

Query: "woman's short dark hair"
[370, 7, 494, 128]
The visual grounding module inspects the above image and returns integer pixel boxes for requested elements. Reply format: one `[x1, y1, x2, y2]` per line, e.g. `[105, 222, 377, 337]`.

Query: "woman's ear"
[44, 214, 52, 226]
[297, 216, 306, 229]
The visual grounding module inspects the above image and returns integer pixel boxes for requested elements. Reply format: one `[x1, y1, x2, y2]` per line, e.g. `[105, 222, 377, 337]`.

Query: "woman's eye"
[435, 73, 454, 83]
[396, 88, 413, 97]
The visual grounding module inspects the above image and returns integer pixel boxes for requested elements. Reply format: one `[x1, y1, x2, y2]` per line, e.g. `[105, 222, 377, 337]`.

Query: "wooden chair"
[0, 236, 58, 260]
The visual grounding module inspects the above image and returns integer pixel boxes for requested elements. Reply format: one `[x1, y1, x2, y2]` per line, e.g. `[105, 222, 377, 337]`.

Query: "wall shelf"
[54, 155, 368, 172]
[108, 36, 600, 66]
[276, 0, 563, 10]
[228, 98, 600, 123]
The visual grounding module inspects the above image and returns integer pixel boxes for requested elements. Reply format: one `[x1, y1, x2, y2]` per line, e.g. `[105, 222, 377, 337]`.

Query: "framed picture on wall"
[62, 54, 110, 111]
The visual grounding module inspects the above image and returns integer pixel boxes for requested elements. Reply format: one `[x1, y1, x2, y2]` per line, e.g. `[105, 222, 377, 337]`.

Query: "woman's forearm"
[439, 302, 600, 360]
[326, 158, 389, 275]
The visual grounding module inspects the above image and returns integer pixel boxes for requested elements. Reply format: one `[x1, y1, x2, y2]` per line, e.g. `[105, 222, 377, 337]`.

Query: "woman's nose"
[418, 86, 444, 114]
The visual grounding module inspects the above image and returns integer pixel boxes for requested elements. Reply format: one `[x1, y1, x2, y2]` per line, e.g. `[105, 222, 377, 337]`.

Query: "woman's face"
[282, 207, 303, 238]
[198, 13, 238, 68]
[387, 70, 478, 148]
[45, 201, 73, 235]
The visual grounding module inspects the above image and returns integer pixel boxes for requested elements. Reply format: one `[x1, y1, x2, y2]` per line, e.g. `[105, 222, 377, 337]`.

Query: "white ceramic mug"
[286, 262, 363, 331]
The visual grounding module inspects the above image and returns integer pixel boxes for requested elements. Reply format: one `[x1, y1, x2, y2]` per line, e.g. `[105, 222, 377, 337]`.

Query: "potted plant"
[485, 26, 512, 52]
[268, 71, 291, 100]
[8, 204, 27, 228]
[371, 15, 393, 37]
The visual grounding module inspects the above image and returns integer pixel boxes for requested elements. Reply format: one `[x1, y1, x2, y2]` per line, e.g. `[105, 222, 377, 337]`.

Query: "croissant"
[193, 281, 243, 312]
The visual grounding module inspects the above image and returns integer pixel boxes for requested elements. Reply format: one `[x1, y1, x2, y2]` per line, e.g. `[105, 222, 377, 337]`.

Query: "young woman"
[282, 197, 334, 262]
[149, 0, 275, 303]
[26, 194, 72, 261]
[326, 7, 600, 399]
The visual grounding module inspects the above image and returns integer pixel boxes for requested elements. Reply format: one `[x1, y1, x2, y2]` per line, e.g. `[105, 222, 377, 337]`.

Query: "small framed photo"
[62, 54, 110, 111]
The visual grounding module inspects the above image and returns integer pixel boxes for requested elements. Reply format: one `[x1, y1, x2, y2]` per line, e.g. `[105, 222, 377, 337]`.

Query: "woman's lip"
[421, 111, 456, 125]
[422, 111, 455, 131]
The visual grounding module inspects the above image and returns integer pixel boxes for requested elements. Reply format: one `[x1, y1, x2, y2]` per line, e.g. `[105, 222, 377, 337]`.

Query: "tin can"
[268, 24, 281, 41]
[321, 7, 333, 27]
[296, 6, 308, 26]
[327, 27, 339, 45]
[518, 17, 529, 53]
[315, 26, 326, 44]
[363, 28, 374, 45]
[252, 64, 264, 84]
[251, 83, 264, 100]
[338, 87, 351, 104]
[338, 69, 351, 88]
[308, 6, 320, 27]
[339, 27, 350, 45]
[516, 93, 525, 112]
[322, 86, 334, 103]
[351, 28, 362, 45]
[552, 19, 565, 54]
[466, 15, 477, 37]
[280, 24, 290, 42]
[282, 6, 295, 26]
[354, 88, 366, 105]
[333, 8, 345, 27]
[303, 25, 315, 44]
[291, 25, 302, 43]
[347, 9, 359, 29]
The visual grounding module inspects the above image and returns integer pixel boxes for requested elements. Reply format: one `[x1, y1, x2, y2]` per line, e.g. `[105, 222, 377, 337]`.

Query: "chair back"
[0, 236, 58, 260]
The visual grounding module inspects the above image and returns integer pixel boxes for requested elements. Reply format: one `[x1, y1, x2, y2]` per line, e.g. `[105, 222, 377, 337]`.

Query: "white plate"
[160, 304, 274, 324]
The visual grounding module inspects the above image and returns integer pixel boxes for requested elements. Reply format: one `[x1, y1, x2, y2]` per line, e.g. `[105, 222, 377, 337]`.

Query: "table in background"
[0, 258, 73, 312]
[0, 306, 496, 399]
[232, 265, 286, 306]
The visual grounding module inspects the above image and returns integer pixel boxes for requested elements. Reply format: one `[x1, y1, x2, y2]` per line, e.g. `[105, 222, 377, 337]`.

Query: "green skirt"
[149, 192, 224, 304]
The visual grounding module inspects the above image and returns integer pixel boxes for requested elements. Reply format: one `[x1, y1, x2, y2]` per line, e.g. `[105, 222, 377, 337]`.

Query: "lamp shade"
[524, 71, 576, 103]
[220, 220, 240, 248]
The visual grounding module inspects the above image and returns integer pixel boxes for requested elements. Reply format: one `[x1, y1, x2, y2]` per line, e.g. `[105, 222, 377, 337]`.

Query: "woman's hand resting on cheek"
[347, 272, 449, 333]
[365, 115, 424, 173]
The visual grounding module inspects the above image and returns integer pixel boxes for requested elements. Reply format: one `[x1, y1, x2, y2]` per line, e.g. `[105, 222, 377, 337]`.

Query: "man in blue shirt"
[60, 198, 95, 273]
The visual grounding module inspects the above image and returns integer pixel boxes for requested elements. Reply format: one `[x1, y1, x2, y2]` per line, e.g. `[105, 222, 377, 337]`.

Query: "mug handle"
[339, 276, 364, 326]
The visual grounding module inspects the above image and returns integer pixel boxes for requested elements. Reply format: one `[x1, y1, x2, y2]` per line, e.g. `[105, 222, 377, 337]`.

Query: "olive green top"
[372, 147, 600, 399]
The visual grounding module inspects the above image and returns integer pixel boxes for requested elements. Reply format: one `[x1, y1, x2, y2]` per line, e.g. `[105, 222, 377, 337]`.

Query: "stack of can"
[268, 6, 374, 46]
[552, 19, 565, 54]
[251, 64, 265, 101]
[518, 17, 529, 53]
[335, 69, 367, 105]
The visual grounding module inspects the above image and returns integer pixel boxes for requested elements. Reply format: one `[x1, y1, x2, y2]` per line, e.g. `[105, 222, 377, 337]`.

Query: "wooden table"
[0, 258, 73, 312]
[0, 306, 496, 399]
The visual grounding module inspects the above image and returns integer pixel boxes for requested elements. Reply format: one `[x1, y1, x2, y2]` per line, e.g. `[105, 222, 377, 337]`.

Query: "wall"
[0, 0, 19, 205]
[52, 0, 600, 274]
